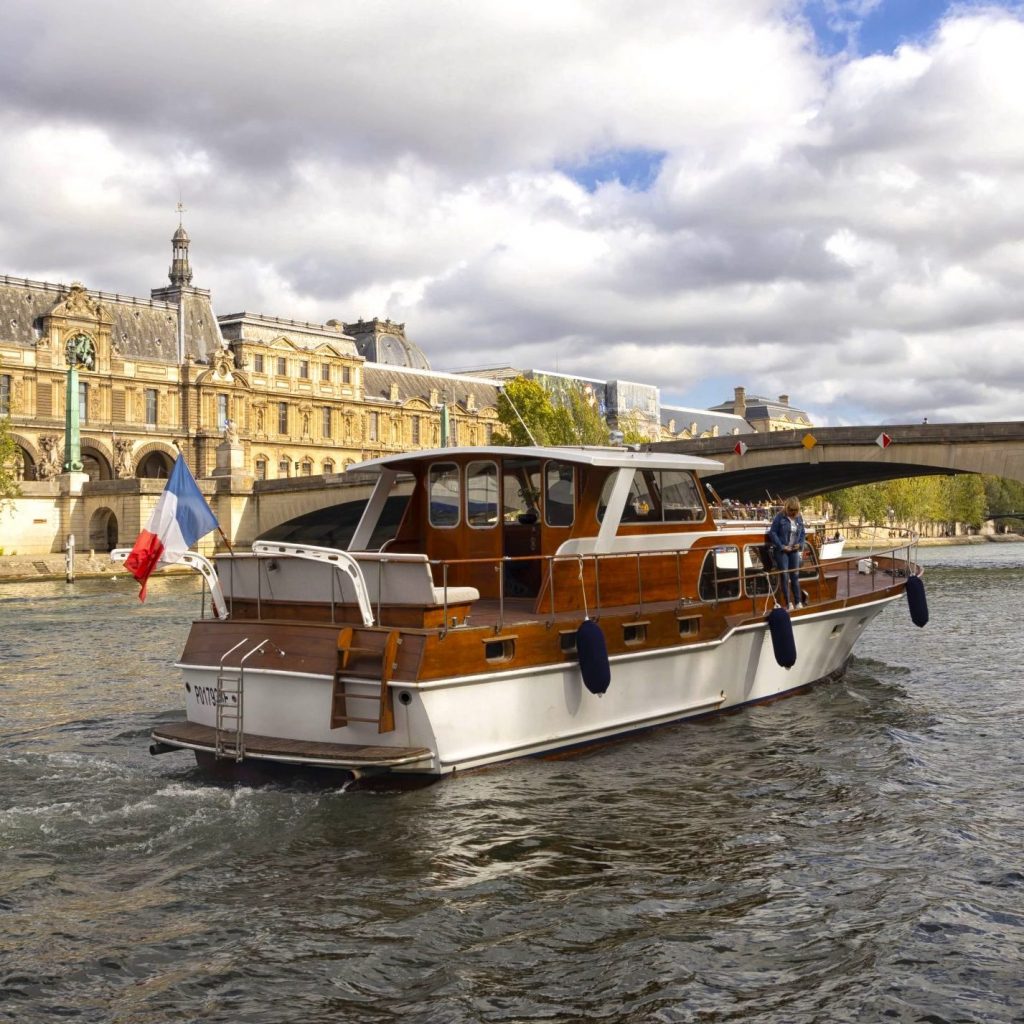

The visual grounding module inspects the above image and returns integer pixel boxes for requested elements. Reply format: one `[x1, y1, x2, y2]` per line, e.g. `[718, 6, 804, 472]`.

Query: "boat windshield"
[598, 469, 705, 524]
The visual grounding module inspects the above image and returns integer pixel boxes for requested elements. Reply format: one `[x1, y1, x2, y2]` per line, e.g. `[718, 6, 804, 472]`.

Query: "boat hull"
[163, 593, 897, 778]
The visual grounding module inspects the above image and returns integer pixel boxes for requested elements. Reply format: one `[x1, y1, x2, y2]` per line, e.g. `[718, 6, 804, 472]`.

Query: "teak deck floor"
[152, 722, 432, 766]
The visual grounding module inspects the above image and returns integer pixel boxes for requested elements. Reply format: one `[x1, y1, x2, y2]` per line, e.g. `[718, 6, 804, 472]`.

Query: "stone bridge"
[651, 421, 1024, 501]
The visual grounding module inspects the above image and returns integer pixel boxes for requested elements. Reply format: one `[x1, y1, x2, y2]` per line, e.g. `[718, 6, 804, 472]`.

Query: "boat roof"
[347, 445, 724, 474]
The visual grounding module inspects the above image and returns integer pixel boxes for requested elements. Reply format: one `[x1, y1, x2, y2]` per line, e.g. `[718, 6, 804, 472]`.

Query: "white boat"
[123, 446, 925, 786]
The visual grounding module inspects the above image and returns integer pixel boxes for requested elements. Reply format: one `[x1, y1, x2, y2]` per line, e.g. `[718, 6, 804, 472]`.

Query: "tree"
[0, 415, 20, 507]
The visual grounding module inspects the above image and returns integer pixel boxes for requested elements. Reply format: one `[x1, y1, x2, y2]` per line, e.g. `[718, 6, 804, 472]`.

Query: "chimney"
[778, 394, 789, 406]
[734, 386, 747, 419]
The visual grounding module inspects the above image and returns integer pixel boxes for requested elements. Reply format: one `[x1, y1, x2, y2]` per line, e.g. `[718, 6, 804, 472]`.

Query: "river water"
[1, 545, 1023, 1024]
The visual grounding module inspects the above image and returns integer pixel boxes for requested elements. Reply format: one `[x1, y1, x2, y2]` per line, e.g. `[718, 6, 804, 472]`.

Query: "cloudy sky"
[2, 0, 1023, 426]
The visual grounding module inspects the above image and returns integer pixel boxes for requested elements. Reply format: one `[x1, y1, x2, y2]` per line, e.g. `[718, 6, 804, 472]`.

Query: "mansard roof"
[362, 364, 500, 410]
[660, 403, 753, 437]
[0, 274, 223, 363]
[217, 311, 360, 357]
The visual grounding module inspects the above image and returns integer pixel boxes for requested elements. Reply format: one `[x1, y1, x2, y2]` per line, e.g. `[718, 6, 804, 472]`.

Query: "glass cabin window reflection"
[545, 462, 575, 527]
[429, 462, 461, 528]
[466, 461, 499, 528]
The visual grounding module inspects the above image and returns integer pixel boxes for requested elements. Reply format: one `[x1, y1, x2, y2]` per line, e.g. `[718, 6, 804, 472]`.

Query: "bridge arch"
[652, 422, 1024, 500]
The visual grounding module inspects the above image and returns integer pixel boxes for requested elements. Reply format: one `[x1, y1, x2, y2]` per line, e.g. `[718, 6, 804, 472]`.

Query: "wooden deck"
[152, 721, 434, 768]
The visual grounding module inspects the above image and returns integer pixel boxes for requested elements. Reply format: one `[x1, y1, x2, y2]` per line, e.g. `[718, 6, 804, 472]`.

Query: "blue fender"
[767, 607, 797, 669]
[577, 619, 611, 695]
[905, 575, 929, 627]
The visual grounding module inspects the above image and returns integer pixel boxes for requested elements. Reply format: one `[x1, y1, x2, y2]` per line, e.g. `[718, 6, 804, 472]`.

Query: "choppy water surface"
[2, 547, 1023, 1023]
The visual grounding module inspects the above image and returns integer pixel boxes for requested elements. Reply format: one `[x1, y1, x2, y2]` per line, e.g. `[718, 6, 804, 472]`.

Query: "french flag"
[125, 454, 218, 600]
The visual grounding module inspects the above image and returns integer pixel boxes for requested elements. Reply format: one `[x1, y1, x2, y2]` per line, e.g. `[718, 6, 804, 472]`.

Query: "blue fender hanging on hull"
[905, 575, 929, 627]
[767, 607, 797, 669]
[577, 619, 611, 695]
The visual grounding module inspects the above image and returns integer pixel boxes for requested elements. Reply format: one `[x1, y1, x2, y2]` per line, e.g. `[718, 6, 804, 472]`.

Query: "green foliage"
[0, 416, 21, 505]
[826, 473, 994, 530]
[493, 375, 611, 447]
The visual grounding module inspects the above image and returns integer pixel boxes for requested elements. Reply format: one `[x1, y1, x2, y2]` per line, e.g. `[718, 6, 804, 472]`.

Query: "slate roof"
[708, 392, 810, 424]
[346, 318, 431, 371]
[362, 364, 500, 410]
[660, 403, 753, 437]
[0, 275, 223, 364]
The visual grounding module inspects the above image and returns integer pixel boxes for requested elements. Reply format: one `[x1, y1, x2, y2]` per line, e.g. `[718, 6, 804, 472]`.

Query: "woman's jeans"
[774, 548, 802, 607]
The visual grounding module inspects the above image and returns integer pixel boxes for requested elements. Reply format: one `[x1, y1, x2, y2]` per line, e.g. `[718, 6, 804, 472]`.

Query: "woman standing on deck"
[769, 497, 807, 610]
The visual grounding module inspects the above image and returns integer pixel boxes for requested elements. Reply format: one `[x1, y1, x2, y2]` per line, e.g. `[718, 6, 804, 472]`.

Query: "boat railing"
[425, 534, 921, 632]
[251, 541, 376, 627]
[109, 548, 229, 620]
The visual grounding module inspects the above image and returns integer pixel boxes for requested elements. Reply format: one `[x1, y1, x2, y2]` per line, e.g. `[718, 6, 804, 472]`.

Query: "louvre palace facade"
[0, 224, 500, 486]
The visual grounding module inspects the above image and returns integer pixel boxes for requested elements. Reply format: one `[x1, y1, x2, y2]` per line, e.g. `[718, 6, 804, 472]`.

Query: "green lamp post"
[63, 333, 95, 473]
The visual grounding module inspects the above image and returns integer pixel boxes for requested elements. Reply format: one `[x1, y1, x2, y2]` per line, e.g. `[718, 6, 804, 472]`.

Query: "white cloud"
[1, 1, 1024, 425]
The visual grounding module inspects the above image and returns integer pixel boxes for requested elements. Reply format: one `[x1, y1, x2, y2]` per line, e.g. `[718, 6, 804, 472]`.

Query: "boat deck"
[152, 722, 434, 769]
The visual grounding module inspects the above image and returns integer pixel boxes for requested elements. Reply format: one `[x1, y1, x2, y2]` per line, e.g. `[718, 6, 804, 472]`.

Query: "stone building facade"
[708, 386, 812, 433]
[0, 225, 500, 487]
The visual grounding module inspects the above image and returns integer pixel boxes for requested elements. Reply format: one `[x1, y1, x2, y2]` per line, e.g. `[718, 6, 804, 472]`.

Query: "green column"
[63, 365, 83, 472]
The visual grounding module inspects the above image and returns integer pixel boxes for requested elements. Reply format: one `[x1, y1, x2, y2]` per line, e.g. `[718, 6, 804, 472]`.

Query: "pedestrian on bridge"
[769, 497, 807, 610]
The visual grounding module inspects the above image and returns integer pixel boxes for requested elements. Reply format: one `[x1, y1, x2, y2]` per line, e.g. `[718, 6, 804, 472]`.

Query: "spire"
[168, 201, 193, 287]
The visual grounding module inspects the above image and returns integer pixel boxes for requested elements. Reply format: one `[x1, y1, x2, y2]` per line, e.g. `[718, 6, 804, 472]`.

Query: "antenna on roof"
[497, 383, 537, 446]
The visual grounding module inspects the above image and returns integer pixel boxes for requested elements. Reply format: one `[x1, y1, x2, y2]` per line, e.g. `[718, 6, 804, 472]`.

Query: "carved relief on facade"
[37, 434, 63, 479]
[113, 439, 134, 479]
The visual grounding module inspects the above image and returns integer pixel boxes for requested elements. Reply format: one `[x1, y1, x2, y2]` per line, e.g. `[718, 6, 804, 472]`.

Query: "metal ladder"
[215, 638, 284, 760]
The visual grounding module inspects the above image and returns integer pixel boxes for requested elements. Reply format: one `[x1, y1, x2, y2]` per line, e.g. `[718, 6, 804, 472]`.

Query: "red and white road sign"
[734, 441, 748, 456]
[876, 432, 893, 448]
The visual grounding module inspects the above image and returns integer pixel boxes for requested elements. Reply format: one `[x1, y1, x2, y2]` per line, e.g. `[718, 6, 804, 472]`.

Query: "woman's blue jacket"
[768, 511, 806, 551]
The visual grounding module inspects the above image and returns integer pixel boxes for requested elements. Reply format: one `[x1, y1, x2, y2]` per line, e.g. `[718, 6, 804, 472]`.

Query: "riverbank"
[1, 533, 1020, 583]
[0, 551, 189, 583]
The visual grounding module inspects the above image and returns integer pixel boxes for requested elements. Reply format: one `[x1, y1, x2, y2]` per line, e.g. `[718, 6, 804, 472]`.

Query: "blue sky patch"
[560, 148, 666, 193]
[803, 0, 1004, 57]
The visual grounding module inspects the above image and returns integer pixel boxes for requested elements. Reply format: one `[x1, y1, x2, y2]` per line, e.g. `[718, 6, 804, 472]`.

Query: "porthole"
[559, 630, 578, 655]
[484, 637, 516, 663]
[398, 691, 413, 706]
[623, 622, 648, 646]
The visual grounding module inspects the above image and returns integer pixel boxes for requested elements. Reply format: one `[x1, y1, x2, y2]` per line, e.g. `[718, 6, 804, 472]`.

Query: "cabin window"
[698, 546, 741, 602]
[658, 471, 704, 521]
[466, 461, 499, 528]
[502, 459, 542, 525]
[429, 462, 461, 528]
[743, 544, 773, 596]
[599, 469, 704, 524]
[620, 472, 655, 522]
[544, 462, 575, 527]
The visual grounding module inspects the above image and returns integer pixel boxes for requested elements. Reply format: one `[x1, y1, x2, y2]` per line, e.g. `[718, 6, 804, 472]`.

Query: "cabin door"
[501, 458, 542, 597]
